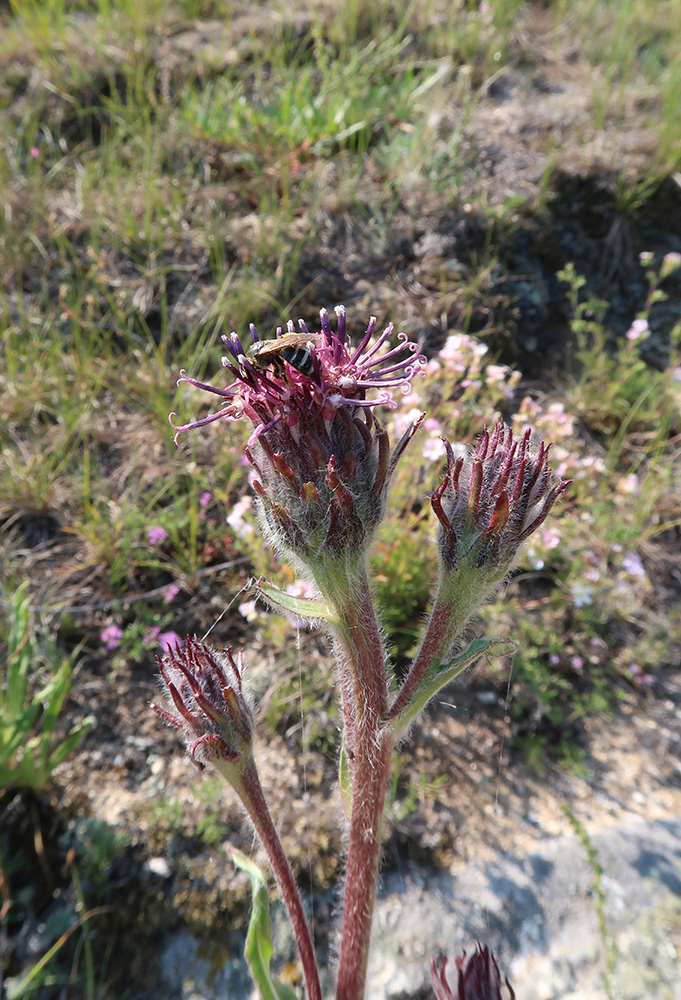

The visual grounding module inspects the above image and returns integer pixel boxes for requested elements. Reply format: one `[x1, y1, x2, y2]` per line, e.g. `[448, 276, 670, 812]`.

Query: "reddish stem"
[329, 566, 393, 1000]
[238, 759, 323, 1000]
[387, 593, 458, 724]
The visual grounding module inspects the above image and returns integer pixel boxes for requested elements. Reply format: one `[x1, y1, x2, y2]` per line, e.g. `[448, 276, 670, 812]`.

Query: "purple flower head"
[148, 525, 168, 546]
[170, 305, 425, 441]
[432, 423, 571, 577]
[153, 636, 253, 768]
[100, 624, 123, 650]
[431, 945, 515, 1000]
[170, 307, 426, 564]
[158, 630, 183, 652]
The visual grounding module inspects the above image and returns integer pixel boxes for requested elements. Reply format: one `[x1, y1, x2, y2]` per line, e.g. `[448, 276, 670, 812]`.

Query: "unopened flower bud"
[153, 637, 253, 774]
[432, 422, 570, 584]
[431, 945, 515, 1000]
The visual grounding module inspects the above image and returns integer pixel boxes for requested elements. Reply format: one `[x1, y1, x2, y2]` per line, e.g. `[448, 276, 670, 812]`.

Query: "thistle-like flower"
[153, 637, 253, 772]
[170, 306, 426, 567]
[432, 422, 571, 579]
[431, 946, 516, 1000]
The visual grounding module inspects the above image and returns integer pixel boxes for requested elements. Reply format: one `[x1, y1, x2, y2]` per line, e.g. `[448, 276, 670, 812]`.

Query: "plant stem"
[388, 590, 459, 724]
[336, 732, 393, 1000]
[236, 758, 323, 1000]
[323, 563, 394, 1000]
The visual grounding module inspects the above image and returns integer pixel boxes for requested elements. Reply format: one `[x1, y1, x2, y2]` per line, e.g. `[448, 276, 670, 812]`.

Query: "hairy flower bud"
[431, 946, 515, 1000]
[153, 637, 253, 772]
[432, 423, 571, 582]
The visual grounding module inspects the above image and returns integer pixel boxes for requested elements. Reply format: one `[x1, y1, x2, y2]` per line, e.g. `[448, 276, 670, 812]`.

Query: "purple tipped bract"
[153, 637, 253, 768]
[432, 423, 571, 573]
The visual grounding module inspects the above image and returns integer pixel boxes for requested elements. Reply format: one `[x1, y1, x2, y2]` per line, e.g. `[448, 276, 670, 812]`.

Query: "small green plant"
[0, 583, 92, 793]
[560, 259, 678, 439]
[562, 804, 618, 999]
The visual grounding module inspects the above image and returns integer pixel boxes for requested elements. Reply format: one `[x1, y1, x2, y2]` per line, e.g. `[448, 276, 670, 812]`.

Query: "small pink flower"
[165, 583, 181, 602]
[629, 664, 655, 687]
[540, 528, 560, 549]
[617, 473, 640, 496]
[625, 318, 649, 341]
[101, 625, 123, 650]
[570, 656, 584, 670]
[158, 630, 182, 653]
[143, 626, 161, 645]
[622, 551, 645, 577]
[30, 146, 40, 159]
[199, 491, 212, 508]
[661, 252, 681, 279]
[238, 600, 258, 622]
[148, 525, 168, 545]
[227, 496, 254, 539]
[570, 582, 593, 607]
[422, 436, 447, 462]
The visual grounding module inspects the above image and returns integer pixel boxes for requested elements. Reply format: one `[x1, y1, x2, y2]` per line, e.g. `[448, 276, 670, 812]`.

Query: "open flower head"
[432, 423, 571, 583]
[171, 307, 426, 565]
[153, 636, 253, 772]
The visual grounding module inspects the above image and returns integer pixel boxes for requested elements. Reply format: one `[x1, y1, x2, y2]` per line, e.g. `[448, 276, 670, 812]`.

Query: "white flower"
[570, 581, 594, 608]
[422, 436, 447, 462]
[625, 318, 649, 341]
[227, 495, 255, 538]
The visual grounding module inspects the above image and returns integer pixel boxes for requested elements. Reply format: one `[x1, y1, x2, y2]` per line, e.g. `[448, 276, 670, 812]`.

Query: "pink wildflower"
[626, 318, 649, 341]
[170, 307, 426, 563]
[158, 630, 183, 653]
[100, 625, 123, 650]
[148, 525, 168, 545]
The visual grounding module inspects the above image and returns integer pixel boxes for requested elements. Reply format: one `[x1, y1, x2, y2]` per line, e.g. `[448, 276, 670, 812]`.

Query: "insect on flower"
[246, 332, 318, 378]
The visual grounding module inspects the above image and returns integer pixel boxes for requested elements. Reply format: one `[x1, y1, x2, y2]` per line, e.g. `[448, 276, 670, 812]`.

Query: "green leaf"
[387, 637, 518, 737]
[256, 579, 336, 624]
[230, 847, 299, 1000]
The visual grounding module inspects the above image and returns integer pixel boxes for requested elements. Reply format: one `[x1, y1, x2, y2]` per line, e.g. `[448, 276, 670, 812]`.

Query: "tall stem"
[319, 562, 393, 1000]
[235, 759, 323, 1000]
[336, 732, 393, 1000]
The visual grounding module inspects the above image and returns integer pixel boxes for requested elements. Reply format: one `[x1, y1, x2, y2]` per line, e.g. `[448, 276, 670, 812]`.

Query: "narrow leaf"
[387, 638, 517, 737]
[256, 579, 336, 624]
[230, 847, 298, 1000]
